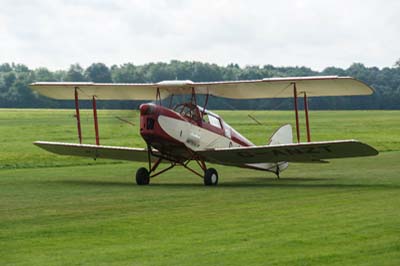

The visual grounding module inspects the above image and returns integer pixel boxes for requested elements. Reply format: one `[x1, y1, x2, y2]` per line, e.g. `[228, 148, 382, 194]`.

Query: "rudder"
[268, 124, 293, 175]
[268, 124, 293, 145]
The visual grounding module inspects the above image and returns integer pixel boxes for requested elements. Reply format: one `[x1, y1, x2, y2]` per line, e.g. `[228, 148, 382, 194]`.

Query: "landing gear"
[204, 168, 218, 186]
[137, 147, 219, 186]
[275, 165, 280, 179]
[136, 167, 150, 185]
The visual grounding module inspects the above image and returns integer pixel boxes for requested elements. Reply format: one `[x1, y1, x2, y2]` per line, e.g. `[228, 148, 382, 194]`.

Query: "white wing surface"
[30, 76, 373, 100]
[30, 82, 163, 100]
[198, 140, 378, 165]
[34, 140, 378, 167]
[196, 76, 373, 99]
[34, 141, 159, 162]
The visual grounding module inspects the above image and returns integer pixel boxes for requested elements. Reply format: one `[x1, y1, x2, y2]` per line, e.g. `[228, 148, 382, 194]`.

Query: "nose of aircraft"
[138, 103, 196, 161]
[140, 103, 158, 116]
[139, 103, 159, 132]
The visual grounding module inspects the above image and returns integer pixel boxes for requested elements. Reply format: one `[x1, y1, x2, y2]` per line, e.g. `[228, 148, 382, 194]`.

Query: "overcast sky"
[1, 0, 399, 71]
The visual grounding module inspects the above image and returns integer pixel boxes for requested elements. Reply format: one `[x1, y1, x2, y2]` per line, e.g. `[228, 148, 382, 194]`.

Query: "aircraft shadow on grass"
[50, 178, 400, 190]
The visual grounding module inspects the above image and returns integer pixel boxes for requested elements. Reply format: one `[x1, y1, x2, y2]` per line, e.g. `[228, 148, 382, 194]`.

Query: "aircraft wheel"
[204, 168, 218, 186]
[136, 167, 150, 185]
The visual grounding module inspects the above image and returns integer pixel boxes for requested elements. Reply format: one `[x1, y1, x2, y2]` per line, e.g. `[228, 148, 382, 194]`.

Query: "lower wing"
[34, 141, 158, 162]
[198, 140, 378, 166]
[34, 140, 378, 167]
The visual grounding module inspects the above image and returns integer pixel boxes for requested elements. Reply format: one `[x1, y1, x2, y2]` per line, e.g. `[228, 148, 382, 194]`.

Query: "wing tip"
[345, 77, 375, 95]
[354, 140, 379, 156]
[33, 140, 44, 146]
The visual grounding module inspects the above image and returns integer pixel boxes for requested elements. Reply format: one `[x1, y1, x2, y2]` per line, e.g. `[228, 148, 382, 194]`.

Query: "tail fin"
[243, 125, 293, 177]
[268, 124, 293, 145]
[268, 124, 292, 176]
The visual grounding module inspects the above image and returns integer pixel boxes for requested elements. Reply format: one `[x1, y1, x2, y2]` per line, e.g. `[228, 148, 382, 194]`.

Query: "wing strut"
[92, 96, 100, 145]
[156, 87, 162, 105]
[74, 86, 101, 145]
[303, 92, 311, 142]
[293, 83, 300, 143]
[293, 83, 312, 143]
[74, 87, 82, 144]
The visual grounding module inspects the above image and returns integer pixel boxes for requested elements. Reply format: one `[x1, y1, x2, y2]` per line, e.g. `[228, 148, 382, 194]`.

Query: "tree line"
[0, 60, 399, 110]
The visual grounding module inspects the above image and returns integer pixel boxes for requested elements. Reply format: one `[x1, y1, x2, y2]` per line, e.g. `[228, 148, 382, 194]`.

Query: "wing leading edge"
[34, 141, 159, 162]
[198, 140, 378, 165]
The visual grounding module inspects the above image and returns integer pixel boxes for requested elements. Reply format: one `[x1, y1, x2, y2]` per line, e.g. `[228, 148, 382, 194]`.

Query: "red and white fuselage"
[140, 103, 252, 158]
[139, 103, 283, 172]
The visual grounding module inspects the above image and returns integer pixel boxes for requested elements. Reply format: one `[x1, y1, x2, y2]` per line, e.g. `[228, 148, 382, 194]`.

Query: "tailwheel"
[204, 168, 218, 186]
[136, 167, 150, 185]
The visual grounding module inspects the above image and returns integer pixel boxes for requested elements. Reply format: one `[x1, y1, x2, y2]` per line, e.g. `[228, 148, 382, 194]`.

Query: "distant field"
[0, 109, 399, 265]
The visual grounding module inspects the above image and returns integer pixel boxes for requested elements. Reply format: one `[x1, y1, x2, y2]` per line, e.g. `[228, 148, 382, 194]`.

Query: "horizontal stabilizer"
[198, 140, 378, 165]
[34, 141, 159, 162]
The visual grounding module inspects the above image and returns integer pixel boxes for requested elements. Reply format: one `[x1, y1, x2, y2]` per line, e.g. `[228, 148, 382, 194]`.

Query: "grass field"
[1, 109, 399, 265]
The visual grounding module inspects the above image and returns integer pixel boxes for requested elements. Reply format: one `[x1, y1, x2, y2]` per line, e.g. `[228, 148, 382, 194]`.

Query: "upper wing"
[198, 140, 378, 165]
[30, 76, 373, 100]
[34, 141, 159, 162]
[196, 76, 373, 99]
[30, 82, 163, 100]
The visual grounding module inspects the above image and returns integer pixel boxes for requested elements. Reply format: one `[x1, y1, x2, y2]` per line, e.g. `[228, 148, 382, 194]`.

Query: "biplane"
[30, 76, 378, 186]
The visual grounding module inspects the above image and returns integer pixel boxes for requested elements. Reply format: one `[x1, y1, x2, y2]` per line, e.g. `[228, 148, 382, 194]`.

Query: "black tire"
[204, 168, 218, 186]
[136, 167, 150, 185]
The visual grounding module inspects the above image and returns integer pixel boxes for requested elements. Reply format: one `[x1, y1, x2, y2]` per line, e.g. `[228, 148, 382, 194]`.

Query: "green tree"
[85, 63, 112, 82]
[238, 65, 264, 80]
[0, 60, 400, 109]
[143, 62, 175, 82]
[12, 63, 29, 73]
[65, 64, 86, 81]
[111, 63, 145, 83]
[3, 72, 16, 88]
[322, 67, 346, 76]
[222, 64, 240, 80]
[0, 63, 12, 72]
[34, 67, 56, 81]
[395, 59, 400, 68]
